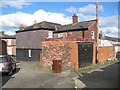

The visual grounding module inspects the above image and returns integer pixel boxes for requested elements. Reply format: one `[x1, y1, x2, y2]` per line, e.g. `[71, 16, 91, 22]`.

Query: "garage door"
[78, 43, 93, 68]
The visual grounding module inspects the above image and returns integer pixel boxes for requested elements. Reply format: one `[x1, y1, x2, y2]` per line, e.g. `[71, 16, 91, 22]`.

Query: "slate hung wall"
[16, 30, 49, 61]
[16, 21, 60, 61]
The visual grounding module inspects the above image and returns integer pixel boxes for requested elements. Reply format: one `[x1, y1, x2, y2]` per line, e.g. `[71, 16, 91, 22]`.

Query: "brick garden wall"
[98, 46, 115, 63]
[41, 40, 78, 70]
[12, 39, 16, 56]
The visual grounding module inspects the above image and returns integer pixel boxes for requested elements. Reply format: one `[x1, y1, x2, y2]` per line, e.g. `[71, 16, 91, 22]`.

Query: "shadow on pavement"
[2, 68, 20, 87]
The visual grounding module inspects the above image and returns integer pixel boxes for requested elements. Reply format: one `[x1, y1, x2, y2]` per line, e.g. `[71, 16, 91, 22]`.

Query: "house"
[98, 34, 120, 62]
[54, 14, 98, 42]
[41, 14, 116, 71]
[16, 21, 61, 61]
[0, 31, 16, 56]
[41, 14, 98, 70]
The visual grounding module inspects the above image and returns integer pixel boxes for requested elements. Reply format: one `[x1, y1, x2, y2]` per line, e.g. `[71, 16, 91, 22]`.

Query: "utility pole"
[96, 0, 99, 62]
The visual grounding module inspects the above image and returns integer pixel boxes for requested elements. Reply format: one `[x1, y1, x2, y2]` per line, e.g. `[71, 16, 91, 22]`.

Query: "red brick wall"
[11, 39, 16, 56]
[54, 21, 98, 41]
[41, 40, 97, 70]
[98, 46, 115, 63]
[85, 21, 98, 41]
[0, 40, 7, 55]
[41, 40, 78, 70]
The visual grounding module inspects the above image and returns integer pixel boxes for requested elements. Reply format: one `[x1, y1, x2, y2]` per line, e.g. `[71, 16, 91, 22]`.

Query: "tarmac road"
[1, 61, 76, 89]
[78, 61, 119, 88]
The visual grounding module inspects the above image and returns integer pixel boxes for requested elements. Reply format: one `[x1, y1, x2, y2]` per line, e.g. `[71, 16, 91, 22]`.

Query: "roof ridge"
[79, 19, 97, 23]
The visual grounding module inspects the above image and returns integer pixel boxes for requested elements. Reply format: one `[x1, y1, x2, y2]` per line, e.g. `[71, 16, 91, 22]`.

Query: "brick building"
[41, 14, 98, 70]
[41, 14, 116, 71]
[41, 38, 97, 70]
[54, 14, 98, 42]
[0, 40, 7, 55]
[16, 21, 61, 61]
[0, 31, 16, 56]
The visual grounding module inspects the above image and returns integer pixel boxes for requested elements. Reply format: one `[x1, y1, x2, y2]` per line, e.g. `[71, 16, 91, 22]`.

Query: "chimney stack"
[19, 24, 24, 31]
[33, 20, 38, 28]
[72, 14, 78, 24]
[0, 31, 4, 35]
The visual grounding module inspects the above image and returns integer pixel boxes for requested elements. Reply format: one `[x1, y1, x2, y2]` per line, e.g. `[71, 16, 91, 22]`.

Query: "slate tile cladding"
[16, 48, 41, 61]
[16, 30, 48, 49]
[16, 21, 61, 61]
[54, 20, 96, 33]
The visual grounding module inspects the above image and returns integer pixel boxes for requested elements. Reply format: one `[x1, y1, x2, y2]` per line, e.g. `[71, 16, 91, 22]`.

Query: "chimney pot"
[19, 24, 24, 31]
[0, 31, 4, 35]
[72, 14, 78, 24]
[33, 20, 38, 28]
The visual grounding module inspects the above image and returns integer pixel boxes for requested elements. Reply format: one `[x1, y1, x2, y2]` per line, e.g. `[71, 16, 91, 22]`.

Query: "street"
[1, 61, 119, 89]
[78, 61, 119, 88]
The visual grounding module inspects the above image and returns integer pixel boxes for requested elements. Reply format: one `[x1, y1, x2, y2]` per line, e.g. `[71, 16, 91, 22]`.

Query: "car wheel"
[8, 69, 13, 76]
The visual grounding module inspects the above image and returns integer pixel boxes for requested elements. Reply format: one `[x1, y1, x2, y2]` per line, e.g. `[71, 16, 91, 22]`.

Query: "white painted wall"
[98, 39, 113, 47]
[7, 47, 13, 55]
[7, 39, 12, 45]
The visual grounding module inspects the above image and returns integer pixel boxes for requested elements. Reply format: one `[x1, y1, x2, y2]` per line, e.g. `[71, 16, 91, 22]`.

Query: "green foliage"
[78, 64, 96, 73]
[35, 61, 52, 72]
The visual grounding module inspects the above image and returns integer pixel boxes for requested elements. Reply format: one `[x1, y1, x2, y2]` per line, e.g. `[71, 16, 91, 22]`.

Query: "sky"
[0, 0, 119, 38]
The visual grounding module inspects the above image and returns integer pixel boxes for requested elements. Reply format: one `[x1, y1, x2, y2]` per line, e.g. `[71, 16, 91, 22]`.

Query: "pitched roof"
[54, 20, 96, 33]
[16, 20, 96, 33]
[25, 21, 61, 30]
[0, 32, 16, 39]
[99, 34, 120, 42]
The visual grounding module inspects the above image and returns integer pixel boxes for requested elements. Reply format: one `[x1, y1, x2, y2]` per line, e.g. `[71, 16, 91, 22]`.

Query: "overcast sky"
[0, 0, 119, 38]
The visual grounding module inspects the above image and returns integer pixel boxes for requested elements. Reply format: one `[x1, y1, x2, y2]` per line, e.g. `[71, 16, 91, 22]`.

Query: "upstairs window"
[58, 33, 63, 38]
[48, 31, 53, 38]
[91, 31, 94, 39]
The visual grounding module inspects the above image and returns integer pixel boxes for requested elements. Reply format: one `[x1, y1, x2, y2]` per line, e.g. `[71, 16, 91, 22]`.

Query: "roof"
[54, 20, 97, 33]
[99, 34, 120, 42]
[16, 20, 97, 33]
[26, 21, 61, 30]
[16, 21, 61, 33]
[0, 33, 16, 39]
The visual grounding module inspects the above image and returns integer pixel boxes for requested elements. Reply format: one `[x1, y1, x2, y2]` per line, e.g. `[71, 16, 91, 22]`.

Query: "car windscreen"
[0, 57, 8, 63]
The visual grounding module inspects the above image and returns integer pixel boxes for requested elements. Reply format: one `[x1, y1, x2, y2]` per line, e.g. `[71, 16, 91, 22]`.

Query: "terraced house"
[16, 14, 98, 62]
[16, 21, 61, 61]
[16, 14, 115, 71]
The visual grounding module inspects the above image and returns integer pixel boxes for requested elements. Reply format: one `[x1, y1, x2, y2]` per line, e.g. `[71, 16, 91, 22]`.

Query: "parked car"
[0, 55, 16, 75]
[116, 51, 120, 60]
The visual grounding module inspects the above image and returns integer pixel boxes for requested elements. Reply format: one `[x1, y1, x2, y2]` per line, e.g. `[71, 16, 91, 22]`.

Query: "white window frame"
[48, 31, 53, 38]
[91, 31, 95, 39]
[58, 33, 63, 38]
